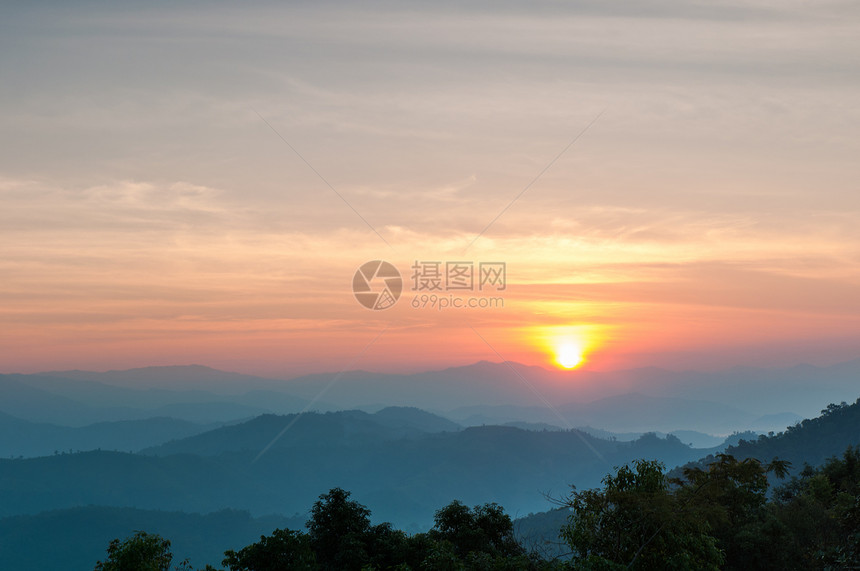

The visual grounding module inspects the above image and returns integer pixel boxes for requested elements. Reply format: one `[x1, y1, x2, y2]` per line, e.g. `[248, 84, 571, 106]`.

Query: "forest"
[93, 443, 859, 570]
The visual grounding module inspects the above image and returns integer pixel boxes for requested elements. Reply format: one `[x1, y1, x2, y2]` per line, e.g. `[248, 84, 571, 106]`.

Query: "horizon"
[16, 353, 860, 381]
[9, 355, 859, 423]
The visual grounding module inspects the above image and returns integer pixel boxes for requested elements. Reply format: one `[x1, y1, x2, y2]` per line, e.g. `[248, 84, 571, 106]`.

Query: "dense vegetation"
[92, 446, 860, 570]
[682, 399, 860, 478]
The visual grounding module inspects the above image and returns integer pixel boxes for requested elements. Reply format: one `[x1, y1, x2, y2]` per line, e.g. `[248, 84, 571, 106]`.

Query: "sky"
[1, 0, 859, 377]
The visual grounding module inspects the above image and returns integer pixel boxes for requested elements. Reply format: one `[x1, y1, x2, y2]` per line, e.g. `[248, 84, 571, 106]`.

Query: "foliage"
[94, 447, 860, 571]
[676, 454, 792, 570]
[89, 394, 860, 571]
[94, 530, 189, 571]
[216, 487, 551, 570]
[772, 446, 860, 569]
[687, 398, 860, 482]
[223, 528, 315, 571]
[428, 501, 524, 559]
[561, 459, 723, 570]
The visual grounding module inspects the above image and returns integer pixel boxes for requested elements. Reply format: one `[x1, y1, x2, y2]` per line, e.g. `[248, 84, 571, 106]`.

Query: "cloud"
[0, 0, 858, 373]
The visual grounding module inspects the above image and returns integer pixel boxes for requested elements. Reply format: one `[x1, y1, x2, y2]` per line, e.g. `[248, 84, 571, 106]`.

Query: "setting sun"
[525, 324, 606, 371]
[556, 341, 585, 369]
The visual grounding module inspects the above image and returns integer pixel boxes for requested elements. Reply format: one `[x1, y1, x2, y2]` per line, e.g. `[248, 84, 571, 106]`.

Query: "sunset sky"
[1, 1, 859, 377]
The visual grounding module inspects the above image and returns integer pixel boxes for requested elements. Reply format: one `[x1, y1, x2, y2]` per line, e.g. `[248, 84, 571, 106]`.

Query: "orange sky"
[1, 2, 859, 377]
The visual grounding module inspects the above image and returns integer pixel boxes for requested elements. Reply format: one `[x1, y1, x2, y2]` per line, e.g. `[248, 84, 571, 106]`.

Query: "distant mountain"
[575, 426, 744, 449]
[1, 372, 295, 426]
[38, 365, 283, 394]
[502, 421, 565, 432]
[0, 412, 219, 458]
[448, 393, 760, 435]
[0, 375, 114, 426]
[680, 397, 860, 477]
[273, 359, 860, 420]
[660, 360, 860, 417]
[0, 425, 716, 529]
[370, 406, 462, 433]
[0, 506, 304, 571]
[143, 402, 267, 425]
[562, 393, 756, 434]
[747, 412, 804, 433]
[142, 408, 460, 456]
[13, 358, 860, 435]
[520, 397, 860, 553]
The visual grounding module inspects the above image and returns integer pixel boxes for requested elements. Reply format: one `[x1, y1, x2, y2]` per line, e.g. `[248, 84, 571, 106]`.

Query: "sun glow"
[556, 341, 584, 368]
[523, 324, 608, 370]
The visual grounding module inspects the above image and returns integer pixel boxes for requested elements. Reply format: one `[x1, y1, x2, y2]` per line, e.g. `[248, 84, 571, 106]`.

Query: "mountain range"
[0, 407, 739, 530]
[7, 358, 857, 437]
[0, 359, 858, 569]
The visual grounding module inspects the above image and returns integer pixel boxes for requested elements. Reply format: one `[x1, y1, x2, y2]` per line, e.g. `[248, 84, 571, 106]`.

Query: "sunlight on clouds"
[1, 0, 859, 374]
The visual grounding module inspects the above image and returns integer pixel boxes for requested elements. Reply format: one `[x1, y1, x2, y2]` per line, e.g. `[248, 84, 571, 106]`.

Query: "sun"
[556, 341, 584, 369]
[526, 324, 603, 371]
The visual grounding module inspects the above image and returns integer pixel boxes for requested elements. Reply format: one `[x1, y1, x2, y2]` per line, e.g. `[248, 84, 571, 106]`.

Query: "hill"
[448, 394, 773, 435]
[38, 365, 282, 394]
[516, 396, 860, 553]
[0, 372, 295, 426]
[682, 397, 860, 476]
[142, 408, 460, 456]
[0, 412, 219, 458]
[16, 360, 860, 435]
[0, 424, 715, 530]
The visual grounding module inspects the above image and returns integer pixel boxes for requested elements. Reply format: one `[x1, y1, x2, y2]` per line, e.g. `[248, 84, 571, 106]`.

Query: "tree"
[94, 531, 189, 571]
[561, 459, 723, 570]
[677, 454, 792, 570]
[429, 501, 524, 560]
[305, 487, 374, 569]
[428, 500, 550, 569]
[773, 446, 860, 569]
[217, 489, 546, 570]
[222, 528, 315, 571]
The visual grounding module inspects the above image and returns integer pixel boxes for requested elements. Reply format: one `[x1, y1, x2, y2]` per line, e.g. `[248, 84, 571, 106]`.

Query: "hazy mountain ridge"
[13, 359, 849, 434]
[0, 387, 855, 568]
[447, 394, 789, 435]
[38, 365, 284, 394]
[274, 359, 860, 419]
[0, 413, 221, 458]
[677, 397, 860, 478]
[0, 405, 740, 530]
[0, 372, 303, 427]
[0, 434, 697, 526]
[517, 395, 860, 556]
[142, 408, 461, 456]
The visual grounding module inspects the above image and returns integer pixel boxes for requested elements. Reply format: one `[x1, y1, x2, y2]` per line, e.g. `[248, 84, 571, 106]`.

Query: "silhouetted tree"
[305, 487, 374, 569]
[561, 459, 723, 570]
[94, 530, 189, 571]
[223, 528, 315, 571]
[773, 446, 860, 569]
[677, 454, 791, 570]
